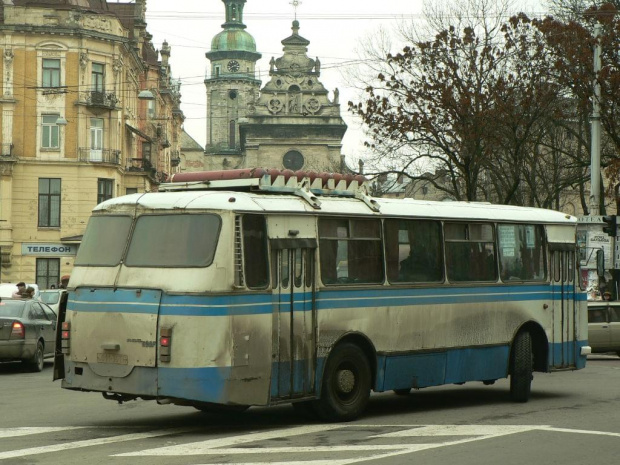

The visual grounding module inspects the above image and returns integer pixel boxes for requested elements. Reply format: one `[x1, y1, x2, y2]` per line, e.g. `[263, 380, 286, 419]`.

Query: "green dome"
[211, 29, 257, 53]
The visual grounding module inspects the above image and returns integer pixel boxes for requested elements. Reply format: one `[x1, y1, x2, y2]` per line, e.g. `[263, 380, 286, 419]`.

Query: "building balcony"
[78, 148, 121, 165]
[126, 157, 154, 172]
[80, 91, 119, 110]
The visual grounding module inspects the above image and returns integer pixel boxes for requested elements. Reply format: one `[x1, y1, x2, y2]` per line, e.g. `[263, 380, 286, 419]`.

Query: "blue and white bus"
[55, 169, 590, 421]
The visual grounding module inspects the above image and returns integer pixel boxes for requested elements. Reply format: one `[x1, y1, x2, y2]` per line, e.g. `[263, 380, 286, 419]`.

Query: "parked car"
[39, 289, 67, 314]
[587, 301, 620, 356]
[0, 283, 41, 300]
[0, 298, 57, 371]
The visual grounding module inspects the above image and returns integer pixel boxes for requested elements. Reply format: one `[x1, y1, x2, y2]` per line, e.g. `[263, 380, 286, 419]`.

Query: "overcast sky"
[144, 0, 544, 165]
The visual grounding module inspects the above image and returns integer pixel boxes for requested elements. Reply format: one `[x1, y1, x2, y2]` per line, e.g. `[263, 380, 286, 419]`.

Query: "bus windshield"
[125, 214, 221, 267]
[75, 215, 133, 266]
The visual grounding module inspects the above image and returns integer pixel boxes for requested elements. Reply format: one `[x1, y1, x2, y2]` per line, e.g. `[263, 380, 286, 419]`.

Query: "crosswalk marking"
[114, 423, 549, 464]
[115, 424, 344, 457]
[372, 424, 544, 438]
[0, 427, 195, 461]
[2, 424, 619, 463]
[0, 427, 84, 439]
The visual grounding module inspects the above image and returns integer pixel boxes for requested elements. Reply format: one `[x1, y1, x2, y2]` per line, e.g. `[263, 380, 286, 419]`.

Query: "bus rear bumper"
[61, 360, 158, 398]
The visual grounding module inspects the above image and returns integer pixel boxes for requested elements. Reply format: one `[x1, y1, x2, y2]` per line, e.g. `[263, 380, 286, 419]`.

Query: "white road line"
[372, 424, 545, 438]
[195, 461, 356, 465]
[0, 427, 84, 439]
[114, 424, 344, 456]
[0, 428, 194, 461]
[542, 427, 620, 437]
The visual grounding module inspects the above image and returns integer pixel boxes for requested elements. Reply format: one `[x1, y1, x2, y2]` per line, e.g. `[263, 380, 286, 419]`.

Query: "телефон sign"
[21, 243, 78, 256]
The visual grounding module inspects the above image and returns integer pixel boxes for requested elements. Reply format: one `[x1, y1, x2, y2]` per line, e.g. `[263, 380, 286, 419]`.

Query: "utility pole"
[590, 23, 602, 216]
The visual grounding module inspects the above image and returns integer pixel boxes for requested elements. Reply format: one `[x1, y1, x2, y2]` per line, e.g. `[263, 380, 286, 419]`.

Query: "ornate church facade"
[204, 0, 347, 172]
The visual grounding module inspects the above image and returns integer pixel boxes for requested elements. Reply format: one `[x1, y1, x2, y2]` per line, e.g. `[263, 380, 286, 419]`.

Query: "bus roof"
[95, 190, 575, 225]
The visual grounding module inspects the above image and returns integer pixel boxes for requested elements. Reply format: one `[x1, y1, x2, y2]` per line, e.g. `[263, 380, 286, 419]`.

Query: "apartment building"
[0, 0, 184, 286]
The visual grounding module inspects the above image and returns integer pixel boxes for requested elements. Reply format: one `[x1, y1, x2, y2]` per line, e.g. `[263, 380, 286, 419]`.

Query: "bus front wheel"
[510, 331, 533, 403]
[314, 343, 371, 422]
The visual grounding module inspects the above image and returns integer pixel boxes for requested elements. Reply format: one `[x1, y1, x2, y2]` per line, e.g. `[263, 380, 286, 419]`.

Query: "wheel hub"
[336, 369, 355, 394]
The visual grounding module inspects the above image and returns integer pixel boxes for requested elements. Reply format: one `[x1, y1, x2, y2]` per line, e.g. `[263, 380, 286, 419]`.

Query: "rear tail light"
[61, 321, 71, 355]
[160, 327, 172, 363]
[10, 321, 25, 339]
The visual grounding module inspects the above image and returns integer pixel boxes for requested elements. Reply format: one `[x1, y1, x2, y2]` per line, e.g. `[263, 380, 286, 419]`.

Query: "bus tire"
[510, 331, 533, 403]
[313, 343, 371, 422]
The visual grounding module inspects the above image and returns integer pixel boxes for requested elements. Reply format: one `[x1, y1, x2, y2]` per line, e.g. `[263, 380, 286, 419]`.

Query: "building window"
[147, 99, 155, 118]
[42, 58, 61, 88]
[97, 179, 114, 204]
[142, 141, 152, 168]
[91, 63, 104, 92]
[38, 178, 61, 228]
[126, 187, 138, 195]
[90, 118, 103, 161]
[36, 258, 60, 290]
[229, 120, 236, 149]
[41, 115, 60, 149]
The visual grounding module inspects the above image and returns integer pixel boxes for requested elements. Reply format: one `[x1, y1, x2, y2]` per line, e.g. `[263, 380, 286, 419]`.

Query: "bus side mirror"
[596, 249, 605, 277]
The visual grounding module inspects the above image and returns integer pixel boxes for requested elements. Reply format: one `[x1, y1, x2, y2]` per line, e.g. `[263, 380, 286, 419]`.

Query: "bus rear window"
[125, 214, 221, 267]
[75, 215, 133, 266]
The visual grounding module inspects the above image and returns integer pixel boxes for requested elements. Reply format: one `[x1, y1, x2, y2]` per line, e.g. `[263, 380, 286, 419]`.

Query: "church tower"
[239, 20, 347, 172]
[204, 0, 261, 162]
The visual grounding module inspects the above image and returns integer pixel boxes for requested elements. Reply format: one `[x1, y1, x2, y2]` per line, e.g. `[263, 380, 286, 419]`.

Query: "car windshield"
[39, 291, 60, 305]
[0, 300, 26, 318]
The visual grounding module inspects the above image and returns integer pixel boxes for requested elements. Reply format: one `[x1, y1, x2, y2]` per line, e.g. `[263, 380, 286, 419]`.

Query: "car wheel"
[313, 343, 371, 422]
[26, 341, 44, 373]
[510, 331, 533, 402]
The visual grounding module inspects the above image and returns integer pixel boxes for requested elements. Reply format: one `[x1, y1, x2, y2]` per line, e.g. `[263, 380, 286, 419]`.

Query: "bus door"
[551, 248, 577, 367]
[270, 241, 317, 400]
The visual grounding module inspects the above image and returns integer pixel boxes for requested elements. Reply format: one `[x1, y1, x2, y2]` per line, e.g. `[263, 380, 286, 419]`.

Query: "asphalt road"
[1, 355, 619, 465]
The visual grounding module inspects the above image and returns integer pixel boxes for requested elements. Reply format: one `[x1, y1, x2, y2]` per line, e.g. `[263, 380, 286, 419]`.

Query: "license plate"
[97, 353, 128, 365]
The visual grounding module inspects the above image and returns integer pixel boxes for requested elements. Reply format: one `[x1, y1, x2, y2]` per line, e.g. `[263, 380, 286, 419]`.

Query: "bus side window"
[445, 222, 497, 282]
[319, 218, 384, 285]
[385, 219, 443, 283]
[242, 215, 269, 289]
[497, 224, 546, 282]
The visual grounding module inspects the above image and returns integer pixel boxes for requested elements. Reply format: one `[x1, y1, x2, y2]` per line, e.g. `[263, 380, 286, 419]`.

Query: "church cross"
[290, 0, 302, 20]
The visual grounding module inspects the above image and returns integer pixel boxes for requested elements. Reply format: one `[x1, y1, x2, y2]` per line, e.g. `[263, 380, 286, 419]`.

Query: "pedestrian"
[22, 286, 35, 299]
[11, 282, 26, 299]
[603, 291, 612, 301]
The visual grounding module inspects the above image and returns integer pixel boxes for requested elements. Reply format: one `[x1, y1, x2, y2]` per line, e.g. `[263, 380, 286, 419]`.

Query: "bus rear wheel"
[313, 343, 371, 422]
[510, 331, 533, 403]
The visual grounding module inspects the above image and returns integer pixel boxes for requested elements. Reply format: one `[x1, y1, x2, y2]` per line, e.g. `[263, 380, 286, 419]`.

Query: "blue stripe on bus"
[153, 339, 589, 404]
[68, 284, 582, 316]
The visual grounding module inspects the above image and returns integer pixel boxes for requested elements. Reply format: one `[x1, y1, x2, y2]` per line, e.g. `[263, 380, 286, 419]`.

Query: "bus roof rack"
[159, 168, 380, 211]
